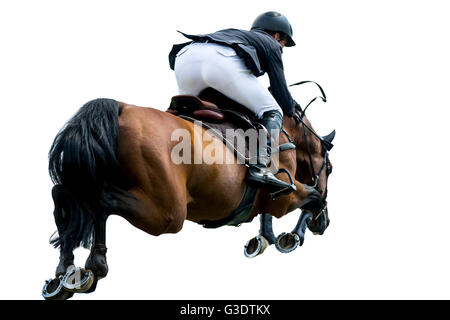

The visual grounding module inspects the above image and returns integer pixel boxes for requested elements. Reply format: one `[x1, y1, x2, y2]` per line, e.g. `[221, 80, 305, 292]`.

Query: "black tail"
[49, 98, 123, 252]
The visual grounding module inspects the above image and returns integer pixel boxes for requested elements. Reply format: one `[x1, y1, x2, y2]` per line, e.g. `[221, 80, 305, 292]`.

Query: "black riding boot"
[246, 110, 294, 194]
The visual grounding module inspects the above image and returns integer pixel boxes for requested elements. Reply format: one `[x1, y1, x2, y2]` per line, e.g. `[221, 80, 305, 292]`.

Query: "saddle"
[167, 88, 266, 164]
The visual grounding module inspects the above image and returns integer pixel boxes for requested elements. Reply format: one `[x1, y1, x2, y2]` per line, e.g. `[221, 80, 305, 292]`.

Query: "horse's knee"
[299, 184, 322, 211]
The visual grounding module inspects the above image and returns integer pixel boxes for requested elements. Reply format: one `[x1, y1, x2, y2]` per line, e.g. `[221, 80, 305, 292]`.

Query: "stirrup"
[268, 168, 297, 200]
[246, 167, 296, 200]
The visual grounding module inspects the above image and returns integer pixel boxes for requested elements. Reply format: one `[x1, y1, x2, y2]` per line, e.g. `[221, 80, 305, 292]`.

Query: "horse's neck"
[283, 115, 319, 152]
[282, 116, 300, 144]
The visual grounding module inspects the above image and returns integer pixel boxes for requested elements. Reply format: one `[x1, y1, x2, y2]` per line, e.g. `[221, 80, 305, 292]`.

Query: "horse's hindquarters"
[116, 106, 248, 233]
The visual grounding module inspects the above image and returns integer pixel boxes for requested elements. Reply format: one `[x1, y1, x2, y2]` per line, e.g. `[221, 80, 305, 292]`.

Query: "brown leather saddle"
[166, 88, 267, 164]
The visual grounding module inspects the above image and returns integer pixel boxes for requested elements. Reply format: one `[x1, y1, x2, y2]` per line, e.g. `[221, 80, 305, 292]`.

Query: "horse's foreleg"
[289, 182, 322, 212]
[275, 211, 312, 253]
[244, 213, 276, 258]
[244, 179, 320, 257]
[259, 213, 277, 244]
[273, 181, 321, 254]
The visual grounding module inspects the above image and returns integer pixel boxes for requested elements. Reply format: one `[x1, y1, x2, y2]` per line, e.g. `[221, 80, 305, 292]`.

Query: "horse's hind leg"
[75, 212, 108, 294]
[51, 185, 75, 277]
[85, 212, 109, 279]
[42, 185, 76, 300]
[52, 184, 109, 278]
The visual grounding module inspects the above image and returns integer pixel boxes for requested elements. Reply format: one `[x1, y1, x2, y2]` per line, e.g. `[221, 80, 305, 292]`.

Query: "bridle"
[285, 80, 334, 229]
[290, 81, 333, 195]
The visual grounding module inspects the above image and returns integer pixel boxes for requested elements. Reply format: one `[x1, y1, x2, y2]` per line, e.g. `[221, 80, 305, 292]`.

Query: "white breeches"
[173, 42, 283, 119]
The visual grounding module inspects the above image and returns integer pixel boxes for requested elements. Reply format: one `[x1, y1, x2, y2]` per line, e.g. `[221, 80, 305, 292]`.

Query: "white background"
[1, 0, 449, 300]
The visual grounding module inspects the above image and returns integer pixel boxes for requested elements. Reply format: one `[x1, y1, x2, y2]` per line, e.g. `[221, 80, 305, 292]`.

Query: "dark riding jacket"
[169, 28, 296, 117]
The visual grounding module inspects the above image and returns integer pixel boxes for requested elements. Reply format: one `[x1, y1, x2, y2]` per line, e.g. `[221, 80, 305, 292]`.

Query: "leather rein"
[290, 81, 332, 192]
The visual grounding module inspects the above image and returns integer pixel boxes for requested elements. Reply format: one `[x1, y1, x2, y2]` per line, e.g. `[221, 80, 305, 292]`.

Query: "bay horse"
[43, 86, 334, 299]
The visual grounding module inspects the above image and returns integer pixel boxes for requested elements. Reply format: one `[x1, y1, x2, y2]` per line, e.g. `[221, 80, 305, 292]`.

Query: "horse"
[42, 86, 334, 299]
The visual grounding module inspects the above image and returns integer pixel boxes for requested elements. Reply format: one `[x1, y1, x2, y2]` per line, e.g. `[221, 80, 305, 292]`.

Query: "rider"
[169, 11, 297, 192]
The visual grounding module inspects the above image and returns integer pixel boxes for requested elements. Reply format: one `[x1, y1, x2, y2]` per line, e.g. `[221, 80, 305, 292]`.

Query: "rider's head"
[251, 11, 296, 48]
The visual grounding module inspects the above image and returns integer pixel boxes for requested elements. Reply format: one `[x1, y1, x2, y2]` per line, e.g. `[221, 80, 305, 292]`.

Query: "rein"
[290, 80, 327, 123]
[301, 123, 328, 188]
[289, 81, 330, 190]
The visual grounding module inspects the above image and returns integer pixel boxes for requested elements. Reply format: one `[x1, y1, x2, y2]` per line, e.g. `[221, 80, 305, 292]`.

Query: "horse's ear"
[323, 130, 336, 143]
[321, 130, 336, 151]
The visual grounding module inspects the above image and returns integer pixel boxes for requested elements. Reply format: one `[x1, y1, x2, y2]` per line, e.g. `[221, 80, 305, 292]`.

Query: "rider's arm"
[266, 46, 296, 117]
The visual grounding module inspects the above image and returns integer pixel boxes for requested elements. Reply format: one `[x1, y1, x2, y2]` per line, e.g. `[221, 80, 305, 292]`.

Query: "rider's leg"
[245, 109, 294, 190]
[173, 42, 293, 192]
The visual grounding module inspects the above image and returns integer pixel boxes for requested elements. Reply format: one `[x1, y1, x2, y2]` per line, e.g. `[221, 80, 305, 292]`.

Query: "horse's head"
[287, 105, 335, 234]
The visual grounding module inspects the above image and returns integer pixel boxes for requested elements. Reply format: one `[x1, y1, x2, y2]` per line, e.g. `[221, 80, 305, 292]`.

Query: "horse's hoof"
[275, 232, 301, 253]
[83, 273, 99, 294]
[244, 235, 269, 258]
[62, 267, 95, 293]
[42, 276, 74, 300]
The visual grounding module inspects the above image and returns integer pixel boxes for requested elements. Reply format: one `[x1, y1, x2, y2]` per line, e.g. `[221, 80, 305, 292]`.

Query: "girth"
[198, 183, 259, 228]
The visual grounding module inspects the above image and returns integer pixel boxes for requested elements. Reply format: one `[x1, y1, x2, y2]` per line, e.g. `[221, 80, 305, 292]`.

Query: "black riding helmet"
[251, 11, 296, 47]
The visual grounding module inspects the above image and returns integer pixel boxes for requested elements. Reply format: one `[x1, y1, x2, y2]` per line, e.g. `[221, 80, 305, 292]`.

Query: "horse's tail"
[48, 98, 123, 252]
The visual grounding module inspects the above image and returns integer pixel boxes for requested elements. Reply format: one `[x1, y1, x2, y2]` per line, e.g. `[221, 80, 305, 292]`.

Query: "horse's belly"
[185, 163, 247, 223]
